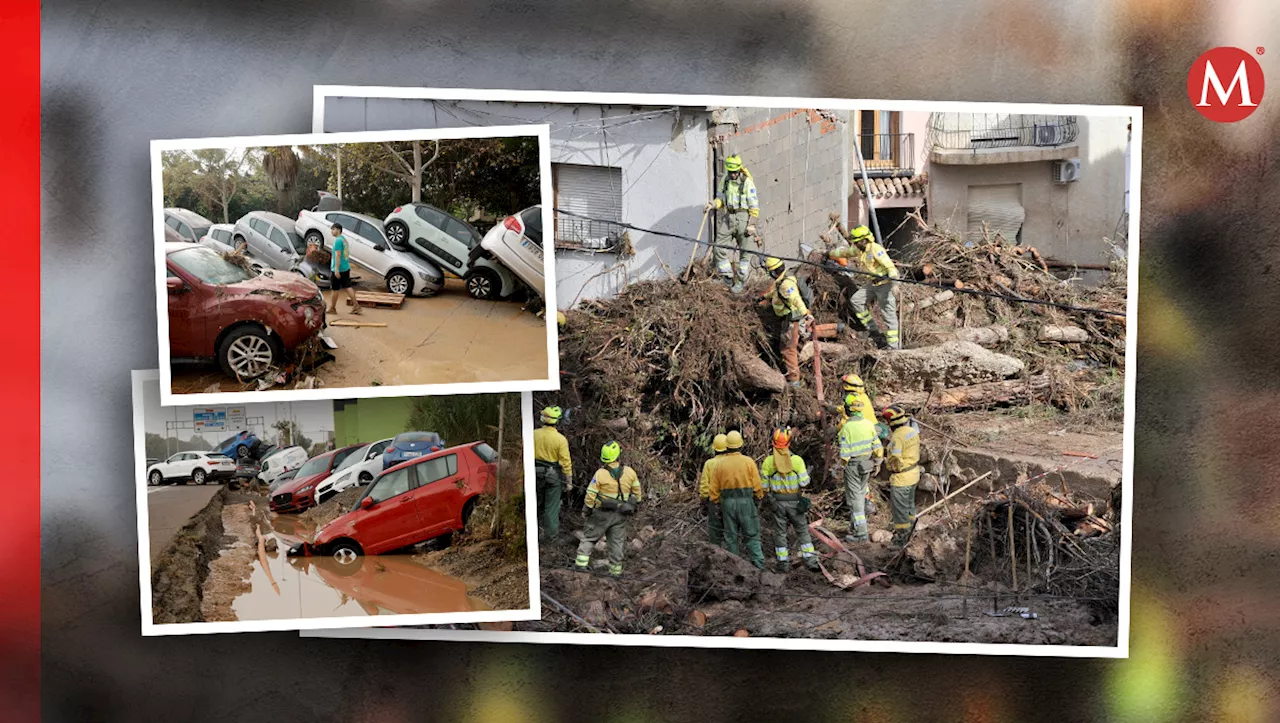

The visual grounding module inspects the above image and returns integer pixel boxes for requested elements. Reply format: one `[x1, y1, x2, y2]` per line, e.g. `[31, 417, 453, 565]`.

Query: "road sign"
[193, 408, 226, 432]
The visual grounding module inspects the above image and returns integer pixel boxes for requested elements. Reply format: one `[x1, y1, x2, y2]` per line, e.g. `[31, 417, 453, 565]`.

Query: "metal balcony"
[928, 114, 1079, 165]
[856, 132, 915, 177]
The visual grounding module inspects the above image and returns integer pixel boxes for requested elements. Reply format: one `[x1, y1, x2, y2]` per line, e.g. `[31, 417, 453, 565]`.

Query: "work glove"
[704, 201, 716, 212]
[746, 224, 757, 236]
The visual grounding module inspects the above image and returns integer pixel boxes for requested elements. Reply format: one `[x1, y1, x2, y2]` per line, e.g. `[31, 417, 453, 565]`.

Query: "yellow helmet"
[600, 440, 621, 464]
[712, 434, 728, 453]
[764, 257, 785, 276]
[541, 406, 563, 425]
[850, 225, 873, 242]
[724, 155, 744, 172]
[881, 404, 909, 425]
[840, 373, 865, 392]
[556, 311, 566, 327]
[725, 430, 745, 450]
[844, 394, 864, 415]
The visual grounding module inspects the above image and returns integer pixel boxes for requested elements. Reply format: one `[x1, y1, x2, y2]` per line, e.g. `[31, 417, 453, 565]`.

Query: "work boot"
[774, 560, 791, 574]
[804, 558, 822, 573]
[573, 563, 589, 574]
[719, 275, 735, 289]
[843, 534, 868, 544]
[730, 281, 745, 295]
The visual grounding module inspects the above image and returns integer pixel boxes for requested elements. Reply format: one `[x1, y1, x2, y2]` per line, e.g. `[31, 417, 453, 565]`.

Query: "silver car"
[164, 207, 216, 243]
[233, 210, 308, 272]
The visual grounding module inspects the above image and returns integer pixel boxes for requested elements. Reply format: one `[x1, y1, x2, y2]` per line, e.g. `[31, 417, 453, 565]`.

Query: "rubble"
[869, 340, 1025, 392]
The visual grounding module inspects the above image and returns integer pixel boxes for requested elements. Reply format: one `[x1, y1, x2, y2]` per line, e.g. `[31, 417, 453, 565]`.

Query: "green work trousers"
[850, 282, 900, 349]
[703, 498, 723, 545]
[770, 496, 817, 565]
[714, 210, 757, 284]
[890, 484, 917, 543]
[719, 491, 765, 569]
[842, 459, 874, 540]
[535, 465, 563, 539]
[575, 508, 628, 576]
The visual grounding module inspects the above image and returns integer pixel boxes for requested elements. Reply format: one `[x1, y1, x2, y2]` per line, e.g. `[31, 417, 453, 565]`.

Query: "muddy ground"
[414, 540, 530, 612]
[171, 277, 550, 393]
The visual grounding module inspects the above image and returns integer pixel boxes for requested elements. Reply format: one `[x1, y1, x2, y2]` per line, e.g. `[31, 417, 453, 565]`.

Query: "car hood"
[220, 273, 318, 299]
[275, 470, 330, 495]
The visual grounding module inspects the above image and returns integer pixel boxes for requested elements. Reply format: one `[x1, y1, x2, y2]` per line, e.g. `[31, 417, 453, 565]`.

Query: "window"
[333, 446, 369, 473]
[472, 442, 498, 463]
[368, 440, 392, 457]
[247, 217, 265, 235]
[519, 207, 543, 247]
[169, 247, 254, 285]
[552, 164, 624, 251]
[191, 225, 211, 240]
[442, 217, 478, 249]
[858, 110, 908, 172]
[165, 215, 182, 230]
[357, 220, 387, 247]
[414, 205, 449, 228]
[167, 452, 186, 463]
[368, 467, 412, 504]
[212, 228, 232, 244]
[331, 445, 361, 469]
[415, 454, 457, 485]
[268, 226, 291, 251]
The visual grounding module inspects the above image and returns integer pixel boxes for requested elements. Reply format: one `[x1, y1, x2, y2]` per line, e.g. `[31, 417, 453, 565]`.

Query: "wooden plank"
[345, 290, 405, 309]
[329, 319, 387, 328]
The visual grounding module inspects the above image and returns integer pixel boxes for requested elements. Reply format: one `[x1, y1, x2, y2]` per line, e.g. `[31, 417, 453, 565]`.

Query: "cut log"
[1039, 325, 1089, 343]
[903, 290, 953, 313]
[732, 349, 787, 394]
[601, 417, 629, 432]
[950, 325, 1009, 347]
[799, 341, 847, 365]
[890, 374, 1053, 411]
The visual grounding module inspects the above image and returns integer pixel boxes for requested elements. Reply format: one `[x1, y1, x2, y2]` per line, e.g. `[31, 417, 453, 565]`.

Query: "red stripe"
[0, 0, 40, 720]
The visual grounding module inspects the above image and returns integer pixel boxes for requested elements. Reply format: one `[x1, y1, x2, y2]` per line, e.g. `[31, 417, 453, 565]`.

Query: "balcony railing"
[929, 114, 1078, 152]
[554, 212, 626, 252]
[856, 132, 915, 176]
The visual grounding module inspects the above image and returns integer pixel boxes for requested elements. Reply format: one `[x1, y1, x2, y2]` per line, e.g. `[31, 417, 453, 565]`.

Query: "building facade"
[332, 397, 414, 448]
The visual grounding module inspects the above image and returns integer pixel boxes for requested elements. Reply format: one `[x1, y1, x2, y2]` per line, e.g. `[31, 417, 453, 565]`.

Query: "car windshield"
[191, 225, 212, 240]
[472, 442, 498, 463]
[397, 432, 439, 444]
[171, 247, 254, 285]
[332, 445, 370, 473]
[293, 455, 330, 479]
[331, 446, 361, 468]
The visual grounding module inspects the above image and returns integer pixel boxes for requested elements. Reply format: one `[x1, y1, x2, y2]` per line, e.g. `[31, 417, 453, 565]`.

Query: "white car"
[259, 445, 309, 487]
[475, 205, 545, 299]
[146, 451, 237, 486]
[200, 223, 267, 273]
[295, 209, 445, 297]
[164, 208, 216, 244]
[313, 438, 393, 504]
[382, 202, 520, 300]
[233, 210, 309, 272]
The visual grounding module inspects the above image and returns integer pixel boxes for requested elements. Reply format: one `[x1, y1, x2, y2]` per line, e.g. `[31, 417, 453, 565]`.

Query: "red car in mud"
[165, 242, 326, 380]
[270, 444, 363, 514]
[302, 442, 499, 565]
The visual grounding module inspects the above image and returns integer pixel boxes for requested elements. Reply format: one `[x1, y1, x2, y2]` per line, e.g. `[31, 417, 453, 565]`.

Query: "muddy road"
[151, 488, 518, 625]
[144, 483, 223, 570]
[171, 278, 550, 394]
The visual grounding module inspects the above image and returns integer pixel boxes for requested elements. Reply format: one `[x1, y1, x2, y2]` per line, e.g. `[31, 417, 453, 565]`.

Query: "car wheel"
[148, 470, 163, 486]
[461, 498, 477, 529]
[329, 540, 363, 568]
[464, 268, 500, 300]
[385, 269, 413, 296]
[236, 444, 250, 459]
[304, 230, 323, 247]
[358, 471, 372, 485]
[193, 468, 207, 485]
[385, 221, 410, 250]
[217, 325, 282, 380]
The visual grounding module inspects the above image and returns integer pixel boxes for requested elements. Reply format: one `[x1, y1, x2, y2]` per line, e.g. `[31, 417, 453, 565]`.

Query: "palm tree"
[261, 146, 301, 214]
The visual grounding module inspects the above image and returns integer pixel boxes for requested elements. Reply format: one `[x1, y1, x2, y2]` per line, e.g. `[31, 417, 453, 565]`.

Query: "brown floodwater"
[228, 516, 490, 621]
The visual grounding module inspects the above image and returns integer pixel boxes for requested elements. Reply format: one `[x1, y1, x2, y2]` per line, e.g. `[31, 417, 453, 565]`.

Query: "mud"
[171, 278, 548, 394]
[296, 486, 365, 529]
[150, 487, 227, 625]
[414, 539, 531, 612]
[201, 494, 270, 622]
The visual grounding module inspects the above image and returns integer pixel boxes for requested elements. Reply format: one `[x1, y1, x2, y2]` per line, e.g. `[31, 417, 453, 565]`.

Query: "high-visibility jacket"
[533, 426, 573, 479]
[760, 451, 810, 495]
[714, 171, 760, 217]
[838, 416, 883, 461]
[886, 422, 921, 487]
[831, 241, 898, 285]
[584, 463, 642, 509]
[837, 390, 876, 427]
[698, 453, 725, 499]
[770, 272, 809, 320]
[708, 451, 765, 503]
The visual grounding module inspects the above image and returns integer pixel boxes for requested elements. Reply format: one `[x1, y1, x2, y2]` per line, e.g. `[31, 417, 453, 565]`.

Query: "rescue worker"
[760, 427, 820, 573]
[699, 434, 729, 544]
[881, 404, 922, 546]
[574, 441, 642, 577]
[837, 396, 884, 543]
[704, 154, 760, 294]
[763, 256, 812, 388]
[828, 225, 902, 349]
[707, 430, 766, 569]
[532, 406, 573, 540]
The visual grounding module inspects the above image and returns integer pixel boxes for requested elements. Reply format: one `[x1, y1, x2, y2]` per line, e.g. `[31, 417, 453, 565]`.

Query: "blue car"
[212, 430, 261, 460]
[382, 431, 446, 470]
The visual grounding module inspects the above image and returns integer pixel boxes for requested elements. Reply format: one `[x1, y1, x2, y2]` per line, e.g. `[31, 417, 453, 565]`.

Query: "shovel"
[682, 208, 711, 283]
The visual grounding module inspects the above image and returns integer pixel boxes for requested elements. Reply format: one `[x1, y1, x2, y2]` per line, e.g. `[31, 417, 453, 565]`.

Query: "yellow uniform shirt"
[708, 452, 765, 503]
[886, 423, 921, 487]
[532, 426, 573, 479]
[584, 464, 642, 509]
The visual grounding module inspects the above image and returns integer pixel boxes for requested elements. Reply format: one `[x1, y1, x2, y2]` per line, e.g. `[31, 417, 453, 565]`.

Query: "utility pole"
[491, 395, 507, 537]
[849, 129, 885, 246]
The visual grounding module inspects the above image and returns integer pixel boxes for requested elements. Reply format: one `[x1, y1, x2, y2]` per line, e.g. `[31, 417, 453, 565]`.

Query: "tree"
[261, 146, 302, 214]
[375, 140, 441, 203]
[404, 393, 520, 450]
[189, 149, 248, 222]
[271, 420, 312, 451]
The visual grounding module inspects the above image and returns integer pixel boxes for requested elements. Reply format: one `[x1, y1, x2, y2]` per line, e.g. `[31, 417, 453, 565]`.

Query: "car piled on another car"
[382, 203, 523, 301]
[295, 201, 444, 297]
[313, 437, 393, 504]
[474, 205, 546, 301]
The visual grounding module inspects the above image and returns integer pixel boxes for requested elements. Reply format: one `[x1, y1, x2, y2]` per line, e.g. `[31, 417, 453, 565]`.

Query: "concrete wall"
[332, 397, 414, 448]
[927, 115, 1129, 265]
[716, 108, 850, 258]
[323, 97, 710, 309]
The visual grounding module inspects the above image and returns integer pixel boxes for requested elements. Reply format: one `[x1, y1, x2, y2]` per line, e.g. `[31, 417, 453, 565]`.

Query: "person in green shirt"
[324, 222, 361, 316]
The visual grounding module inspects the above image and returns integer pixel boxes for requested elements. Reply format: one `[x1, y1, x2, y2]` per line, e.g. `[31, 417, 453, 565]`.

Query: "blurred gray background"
[41, 0, 1280, 720]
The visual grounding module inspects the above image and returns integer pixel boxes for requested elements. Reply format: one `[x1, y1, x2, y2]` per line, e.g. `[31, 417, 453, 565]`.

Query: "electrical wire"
[551, 207, 1126, 319]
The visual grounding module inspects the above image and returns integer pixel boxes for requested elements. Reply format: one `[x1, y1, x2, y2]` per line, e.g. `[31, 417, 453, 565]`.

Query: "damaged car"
[269, 444, 363, 514]
[382, 202, 520, 301]
[296, 205, 444, 297]
[165, 242, 326, 380]
[291, 442, 498, 565]
[473, 205, 546, 301]
[164, 207, 216, 244]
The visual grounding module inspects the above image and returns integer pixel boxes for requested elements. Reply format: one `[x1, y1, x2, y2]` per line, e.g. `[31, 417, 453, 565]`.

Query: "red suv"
[165, 242, 326, 380]
[270, 444, 363, 514]
[306, 442, 499, 565]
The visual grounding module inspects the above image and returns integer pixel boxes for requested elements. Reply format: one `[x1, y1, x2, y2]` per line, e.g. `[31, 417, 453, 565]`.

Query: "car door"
[411, 206, 467, 275]
[165, 266, 205, 357]
[267, 223, 299, 269]
[354, 219, 391, 273]
[161, 452, 189, 479]
[407, 453, 467, 540]
[352, 466, 422, 553]
[244, 217, 272, 262]
[326, 213, 376, 273]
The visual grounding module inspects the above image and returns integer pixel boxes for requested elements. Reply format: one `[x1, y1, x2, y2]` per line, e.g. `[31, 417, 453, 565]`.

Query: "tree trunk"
[731, 348, 787, 394]
[890, 374, 1054, 411]
[949, 325, 1009, 347]
[1039, 325, 1089, 343]
[411, 141, 423, 203]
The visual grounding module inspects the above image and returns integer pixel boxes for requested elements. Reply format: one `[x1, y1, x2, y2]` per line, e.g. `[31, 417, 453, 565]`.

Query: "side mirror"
[360, 496, 374, 510]
[373, 245, 386, 252]
[166, 277, 186, 293]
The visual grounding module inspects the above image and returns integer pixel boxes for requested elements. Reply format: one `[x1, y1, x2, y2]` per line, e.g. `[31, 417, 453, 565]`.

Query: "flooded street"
[171, 278, 549, 394]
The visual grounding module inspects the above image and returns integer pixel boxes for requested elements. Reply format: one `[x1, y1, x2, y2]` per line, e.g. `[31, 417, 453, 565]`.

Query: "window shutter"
[966, 184, 1025, 245]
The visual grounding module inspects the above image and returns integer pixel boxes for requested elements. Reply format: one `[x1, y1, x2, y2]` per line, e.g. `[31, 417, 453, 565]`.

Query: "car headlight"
[301, 305, 316, 324]
[300, 484, 314, 493]
[418, 271, 432, 281]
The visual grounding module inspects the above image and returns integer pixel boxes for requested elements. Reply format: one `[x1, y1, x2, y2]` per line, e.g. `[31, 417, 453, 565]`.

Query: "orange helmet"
[771, 426, 793, 449]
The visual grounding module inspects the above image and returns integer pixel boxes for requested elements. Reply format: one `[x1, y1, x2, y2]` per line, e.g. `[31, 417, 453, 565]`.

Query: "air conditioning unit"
[1052, 158, 1082, 184]
[1034, 124, 1066, 146]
